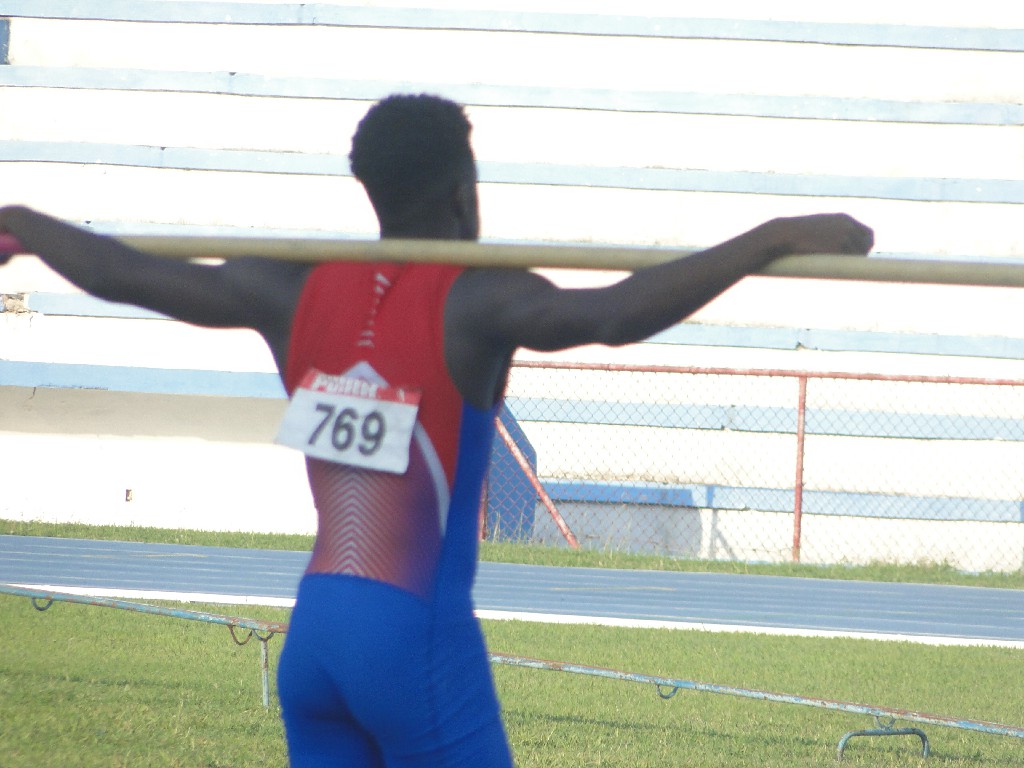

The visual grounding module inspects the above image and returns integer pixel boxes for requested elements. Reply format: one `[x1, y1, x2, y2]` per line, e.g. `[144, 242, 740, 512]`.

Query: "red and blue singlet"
[276, 261, 513, 767]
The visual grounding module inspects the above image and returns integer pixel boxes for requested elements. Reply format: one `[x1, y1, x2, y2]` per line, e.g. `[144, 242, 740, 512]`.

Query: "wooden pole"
[4, 232, 1024, 288]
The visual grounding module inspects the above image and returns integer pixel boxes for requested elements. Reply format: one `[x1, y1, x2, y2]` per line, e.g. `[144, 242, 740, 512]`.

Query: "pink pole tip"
[0, 233, 25, 256]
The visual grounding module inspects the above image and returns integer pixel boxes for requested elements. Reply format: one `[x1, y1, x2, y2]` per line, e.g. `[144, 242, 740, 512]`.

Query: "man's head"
[350, 94, 478, 240]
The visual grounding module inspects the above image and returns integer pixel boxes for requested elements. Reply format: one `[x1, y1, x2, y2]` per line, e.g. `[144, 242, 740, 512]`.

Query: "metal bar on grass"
[5, 584, 1023, 745]
[489, 653, 1024, 741]
[0, 583, 284, 708]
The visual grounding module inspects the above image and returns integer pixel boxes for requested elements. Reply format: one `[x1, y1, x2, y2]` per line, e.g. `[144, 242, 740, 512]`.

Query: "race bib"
[275, 369, 421, 474]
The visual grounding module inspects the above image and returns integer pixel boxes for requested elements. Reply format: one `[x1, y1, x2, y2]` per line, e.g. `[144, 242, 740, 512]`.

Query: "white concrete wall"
[2, 3, 1023, 566]
[532, 503, 1024, 573]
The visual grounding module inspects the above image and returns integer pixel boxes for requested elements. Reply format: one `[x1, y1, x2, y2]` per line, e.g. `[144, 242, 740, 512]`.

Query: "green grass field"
[2, 521, 1023, 766]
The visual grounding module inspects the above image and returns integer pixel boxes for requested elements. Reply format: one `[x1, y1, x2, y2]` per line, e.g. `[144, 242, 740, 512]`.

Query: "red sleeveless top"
[285, 261, 466, 598]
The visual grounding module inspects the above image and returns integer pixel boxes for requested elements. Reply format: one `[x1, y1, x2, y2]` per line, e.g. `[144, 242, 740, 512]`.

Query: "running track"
[1, 535, 1022, 648]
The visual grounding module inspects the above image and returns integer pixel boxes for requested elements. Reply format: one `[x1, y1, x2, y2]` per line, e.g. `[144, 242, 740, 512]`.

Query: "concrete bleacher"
[2, 2, 1023, 568]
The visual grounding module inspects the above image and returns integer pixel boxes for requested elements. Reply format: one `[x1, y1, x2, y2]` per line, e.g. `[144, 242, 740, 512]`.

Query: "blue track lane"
[1, 535, 1022, 645]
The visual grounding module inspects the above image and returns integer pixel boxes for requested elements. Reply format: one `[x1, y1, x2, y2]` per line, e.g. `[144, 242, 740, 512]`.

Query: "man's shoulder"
[219, 256, 312, 297]
[222, 254, 312, 278]
[452, 266, 545, 294]
[216, 257, 313, 333]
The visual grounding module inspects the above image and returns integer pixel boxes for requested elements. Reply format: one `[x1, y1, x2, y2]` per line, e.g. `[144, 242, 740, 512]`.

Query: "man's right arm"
[0, 206, 307, 338]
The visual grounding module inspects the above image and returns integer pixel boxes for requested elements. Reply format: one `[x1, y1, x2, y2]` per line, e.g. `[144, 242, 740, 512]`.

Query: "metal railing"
[487, 361, 1024, 573]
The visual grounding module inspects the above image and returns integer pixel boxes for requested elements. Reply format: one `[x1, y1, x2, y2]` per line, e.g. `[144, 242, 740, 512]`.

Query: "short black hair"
[349, 94, 475, 222]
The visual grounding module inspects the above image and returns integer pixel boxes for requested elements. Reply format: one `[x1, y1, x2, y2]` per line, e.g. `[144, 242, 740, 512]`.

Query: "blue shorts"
[278, 574, 514, 767]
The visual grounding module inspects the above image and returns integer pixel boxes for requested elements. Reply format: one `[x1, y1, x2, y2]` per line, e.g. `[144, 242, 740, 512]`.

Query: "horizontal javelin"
[2, 233, 1023, 288]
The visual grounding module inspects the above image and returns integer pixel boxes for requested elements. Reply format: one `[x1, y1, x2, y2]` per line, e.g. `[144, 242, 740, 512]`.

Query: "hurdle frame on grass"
[4, 583, 1023, 759]
[1, 583, 287, 709]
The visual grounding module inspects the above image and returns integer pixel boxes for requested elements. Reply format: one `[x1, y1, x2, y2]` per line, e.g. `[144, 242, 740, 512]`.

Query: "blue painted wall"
[486, 405, 537, 541]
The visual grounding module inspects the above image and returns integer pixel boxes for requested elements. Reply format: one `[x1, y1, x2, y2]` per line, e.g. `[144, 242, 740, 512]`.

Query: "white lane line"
[475, 609, 1024, 649]
[13, 583, 1022, 649]
[9, 583, 296, 608]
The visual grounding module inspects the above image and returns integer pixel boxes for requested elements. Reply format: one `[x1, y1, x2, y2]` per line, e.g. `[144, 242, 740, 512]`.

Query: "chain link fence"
[482, 360, 1024, 574]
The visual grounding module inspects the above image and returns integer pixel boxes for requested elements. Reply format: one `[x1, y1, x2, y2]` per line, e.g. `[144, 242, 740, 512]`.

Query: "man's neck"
[379, 215, 461, 240]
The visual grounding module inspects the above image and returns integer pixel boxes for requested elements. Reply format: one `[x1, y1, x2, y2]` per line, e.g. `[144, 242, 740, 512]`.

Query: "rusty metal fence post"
[792, 375, 808, 563]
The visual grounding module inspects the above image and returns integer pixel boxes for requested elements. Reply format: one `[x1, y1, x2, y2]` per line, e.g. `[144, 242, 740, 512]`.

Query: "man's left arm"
[466, 213, 874, 353]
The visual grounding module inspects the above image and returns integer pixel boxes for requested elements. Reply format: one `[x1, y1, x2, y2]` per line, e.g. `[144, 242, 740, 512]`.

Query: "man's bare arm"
[0, 206, 308, 344]
[459, 213, 874, 354]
